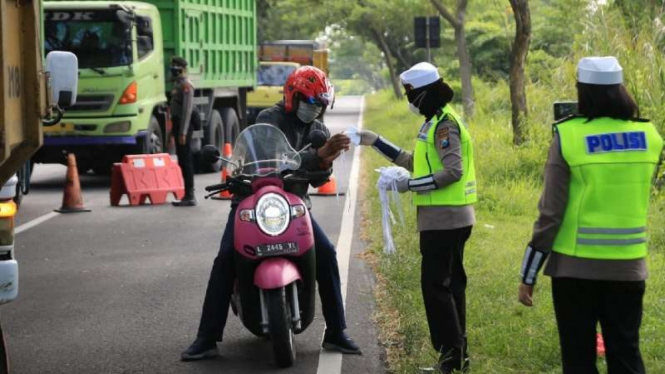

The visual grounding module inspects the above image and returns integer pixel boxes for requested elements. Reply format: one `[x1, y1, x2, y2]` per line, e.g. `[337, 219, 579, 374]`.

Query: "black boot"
[181, 337, 218, 361]
[322, 329, 362, 354]
[438, 347, 470, 374]
[173, 190, 197, 207]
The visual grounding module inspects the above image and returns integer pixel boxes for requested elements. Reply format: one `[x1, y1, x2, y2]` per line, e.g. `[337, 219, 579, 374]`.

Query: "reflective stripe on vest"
[412, 105, 477, 206]
[553, 116, 663, 260]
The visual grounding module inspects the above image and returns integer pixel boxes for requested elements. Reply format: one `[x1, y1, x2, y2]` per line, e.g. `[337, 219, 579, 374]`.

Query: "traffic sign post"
[414, 16, 441, 62]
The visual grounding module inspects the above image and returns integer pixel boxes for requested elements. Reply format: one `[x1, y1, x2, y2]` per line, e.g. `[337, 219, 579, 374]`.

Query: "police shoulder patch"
[436, 125, 450, 149]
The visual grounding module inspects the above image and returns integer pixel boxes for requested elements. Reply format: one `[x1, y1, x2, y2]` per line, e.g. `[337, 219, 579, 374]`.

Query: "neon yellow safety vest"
[553, 116, 664, 260]
[413, 105, 477, 206]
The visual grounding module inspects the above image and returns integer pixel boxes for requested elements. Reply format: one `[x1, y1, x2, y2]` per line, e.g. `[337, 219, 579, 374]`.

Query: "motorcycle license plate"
[255, 242, 299, 257]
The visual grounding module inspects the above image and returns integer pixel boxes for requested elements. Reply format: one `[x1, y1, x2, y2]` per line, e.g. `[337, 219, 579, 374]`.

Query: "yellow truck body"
[0, 0, 48, 184]
[247, 40, 329, 124]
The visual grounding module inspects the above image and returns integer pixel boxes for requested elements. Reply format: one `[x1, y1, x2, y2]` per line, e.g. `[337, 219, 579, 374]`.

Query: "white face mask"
[297, 102, 323, 123]
[407, 90, 427, 116]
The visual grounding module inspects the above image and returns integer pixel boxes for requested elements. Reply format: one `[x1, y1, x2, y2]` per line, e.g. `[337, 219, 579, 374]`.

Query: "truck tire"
[198, 109, 224, 173]
[220, 107, 240, 148]
[143, 116, 164, 155]
[266, 287, 296, 368]
[13, 161, 31, 209]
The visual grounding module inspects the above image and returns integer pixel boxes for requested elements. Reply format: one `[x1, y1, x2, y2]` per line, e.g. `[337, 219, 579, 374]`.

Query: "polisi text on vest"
[585, 131, 647, 153]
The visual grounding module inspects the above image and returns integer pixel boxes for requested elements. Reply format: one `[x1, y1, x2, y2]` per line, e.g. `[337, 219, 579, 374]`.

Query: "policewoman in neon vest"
[519, 56, 664, 374]
[358, 62, 476, 373]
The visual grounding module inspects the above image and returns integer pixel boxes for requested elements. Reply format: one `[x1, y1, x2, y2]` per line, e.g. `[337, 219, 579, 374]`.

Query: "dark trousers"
[552, 277, 646, 374]
[197, 208, 347, 340]
[172, 118, 194, 196]
[419, 226, 472, 355]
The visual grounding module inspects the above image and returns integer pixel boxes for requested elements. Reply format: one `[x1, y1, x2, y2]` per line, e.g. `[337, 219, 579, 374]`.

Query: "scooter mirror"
[309, 130, 327, 149]
[201, 145, 221, 163]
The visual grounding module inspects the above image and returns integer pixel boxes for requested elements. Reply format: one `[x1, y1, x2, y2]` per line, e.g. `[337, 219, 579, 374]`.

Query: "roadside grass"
[360, 90, 665, 374]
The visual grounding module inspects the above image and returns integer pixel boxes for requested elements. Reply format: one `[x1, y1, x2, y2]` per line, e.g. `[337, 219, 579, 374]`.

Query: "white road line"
[316, 96, 365, 374]
[15, 211, 60, 235]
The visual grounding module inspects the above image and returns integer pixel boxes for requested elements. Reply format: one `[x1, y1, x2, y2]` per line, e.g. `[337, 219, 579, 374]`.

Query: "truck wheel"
[13, 161, 30, 209]
[13, 184, 22, 209]
[199, 109, 224, 173]
[0, 321, 9, 374]
[144, 116, 164, 154]
[266, 287, 296, 368]
[221, 108, 240, 148]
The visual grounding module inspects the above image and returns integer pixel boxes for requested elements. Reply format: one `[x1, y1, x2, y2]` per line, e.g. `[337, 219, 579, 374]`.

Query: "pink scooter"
[202, 124, 328, 368]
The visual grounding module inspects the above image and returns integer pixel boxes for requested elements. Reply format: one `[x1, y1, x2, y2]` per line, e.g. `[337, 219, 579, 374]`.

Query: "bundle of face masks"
[376, 166, 410, 254]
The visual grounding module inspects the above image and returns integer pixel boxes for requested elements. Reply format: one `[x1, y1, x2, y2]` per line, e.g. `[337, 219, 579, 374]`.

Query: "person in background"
[519, 56, 664, 374]
[169, 56, 197, 207]
[358, 62, 477, 374]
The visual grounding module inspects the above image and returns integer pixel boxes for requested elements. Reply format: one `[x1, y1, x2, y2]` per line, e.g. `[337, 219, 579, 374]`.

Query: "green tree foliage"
[324, 26, 385, 89]
[256, 0, 323, 42]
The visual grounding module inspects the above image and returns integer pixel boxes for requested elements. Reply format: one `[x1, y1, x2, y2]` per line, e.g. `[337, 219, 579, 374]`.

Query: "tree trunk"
[509, 0, 531, 145]
[431, 0, 474, 118]
[454, 22, 474, 118]
[394, 47, 410, 71]
[371, 28, 404, 100]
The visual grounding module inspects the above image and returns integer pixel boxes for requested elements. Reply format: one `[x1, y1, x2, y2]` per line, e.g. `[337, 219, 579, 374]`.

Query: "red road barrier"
[110, 154, 184, 206]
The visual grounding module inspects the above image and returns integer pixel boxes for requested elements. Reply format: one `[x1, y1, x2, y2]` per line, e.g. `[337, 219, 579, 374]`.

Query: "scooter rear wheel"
[266, 287, 296, 368]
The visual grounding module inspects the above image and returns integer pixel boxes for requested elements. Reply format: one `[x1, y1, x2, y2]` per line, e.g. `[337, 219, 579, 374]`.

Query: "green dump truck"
[37, 0, 256, 173]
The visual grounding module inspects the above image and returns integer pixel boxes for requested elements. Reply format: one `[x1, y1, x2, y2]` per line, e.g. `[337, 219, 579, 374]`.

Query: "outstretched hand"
[317, 133, 351, 162]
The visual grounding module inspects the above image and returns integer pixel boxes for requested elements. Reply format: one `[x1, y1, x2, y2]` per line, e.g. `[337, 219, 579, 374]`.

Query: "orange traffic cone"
[55, 153, 91, 213]
[596, 333, 605, 357]
[311, 175, 345, 196]
[212, 143, 233, 200]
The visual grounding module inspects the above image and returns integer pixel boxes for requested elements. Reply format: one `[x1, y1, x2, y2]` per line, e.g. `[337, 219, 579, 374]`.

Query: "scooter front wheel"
[266, 286, 296, 368]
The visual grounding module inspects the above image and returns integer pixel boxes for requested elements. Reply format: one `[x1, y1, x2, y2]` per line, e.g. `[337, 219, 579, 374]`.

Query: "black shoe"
[181, 337, 218, 361]
[322, 329, 362, 355]
[172, 197, 197, 207]
[438, 354, 470, 374]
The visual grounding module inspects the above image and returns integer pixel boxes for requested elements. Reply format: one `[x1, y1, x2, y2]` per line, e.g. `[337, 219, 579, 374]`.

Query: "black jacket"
[231, 102, 332, 207]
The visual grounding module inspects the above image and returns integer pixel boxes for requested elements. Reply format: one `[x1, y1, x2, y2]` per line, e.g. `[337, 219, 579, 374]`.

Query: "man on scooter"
[181, 66, 361, 360]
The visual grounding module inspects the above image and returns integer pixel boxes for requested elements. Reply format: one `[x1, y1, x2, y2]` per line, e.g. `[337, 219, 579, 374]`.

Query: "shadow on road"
[29, 171, 113, 192]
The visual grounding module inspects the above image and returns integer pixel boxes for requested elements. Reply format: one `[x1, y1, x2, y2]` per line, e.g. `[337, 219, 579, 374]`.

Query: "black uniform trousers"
[172, 117, 194, 196]
[552, 277, 646, 374]
[419, 226, 473, 356]
[197, 207, 347, 341]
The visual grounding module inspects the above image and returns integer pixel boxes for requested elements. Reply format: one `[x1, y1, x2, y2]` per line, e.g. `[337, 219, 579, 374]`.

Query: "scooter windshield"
[228, 124, 302, 177]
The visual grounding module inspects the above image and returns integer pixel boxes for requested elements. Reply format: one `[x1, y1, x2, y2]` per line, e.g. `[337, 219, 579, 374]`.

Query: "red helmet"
[283, 66, 334, 113]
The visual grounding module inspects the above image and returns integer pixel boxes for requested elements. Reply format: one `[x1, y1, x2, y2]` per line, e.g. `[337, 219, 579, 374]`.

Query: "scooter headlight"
[256, 193, 290, 236]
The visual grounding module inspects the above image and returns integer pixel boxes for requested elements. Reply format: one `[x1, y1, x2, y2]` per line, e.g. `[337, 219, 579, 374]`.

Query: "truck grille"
[68, 95, 115, 112]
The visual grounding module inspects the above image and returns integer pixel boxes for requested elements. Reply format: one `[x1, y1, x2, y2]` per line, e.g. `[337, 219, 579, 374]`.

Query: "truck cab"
[38, 2, 165, 173]
[38, 0, 256, 174]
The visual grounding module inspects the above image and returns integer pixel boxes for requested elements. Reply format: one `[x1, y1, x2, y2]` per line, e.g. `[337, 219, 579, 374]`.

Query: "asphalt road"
[5, 96, 385, 374]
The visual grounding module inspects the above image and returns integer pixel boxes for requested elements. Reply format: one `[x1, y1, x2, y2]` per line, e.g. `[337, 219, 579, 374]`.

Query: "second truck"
[246, 40, 328, 124]
[37, 0, 257, 174]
